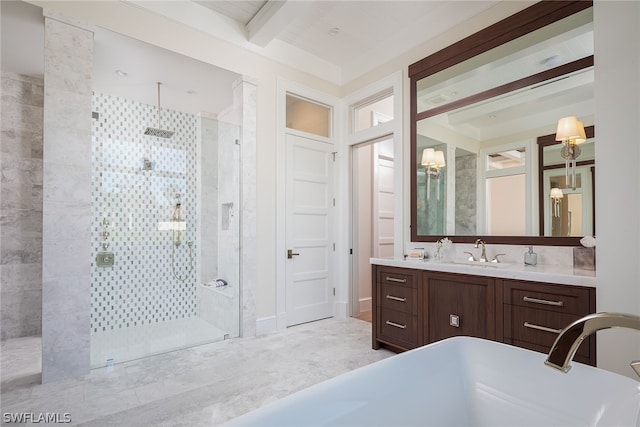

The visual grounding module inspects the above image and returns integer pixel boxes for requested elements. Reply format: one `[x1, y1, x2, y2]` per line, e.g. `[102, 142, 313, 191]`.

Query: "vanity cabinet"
[371, 264, 597, 366]
[502, 279, 596, 366]
[373, 266, 420, 352]
[423, 272, 496, 344]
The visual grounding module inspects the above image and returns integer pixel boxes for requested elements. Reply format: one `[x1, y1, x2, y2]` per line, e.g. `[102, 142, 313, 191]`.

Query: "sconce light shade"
[555, 116, 586, 144]
[550, 187, 564, 199]
[421, 148, 446, 167]
[421, 148, 445, 201]
[421, 148, 435, 166]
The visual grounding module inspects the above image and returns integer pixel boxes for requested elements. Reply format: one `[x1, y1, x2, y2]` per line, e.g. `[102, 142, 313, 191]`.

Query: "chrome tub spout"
[545, 312, 640, 377]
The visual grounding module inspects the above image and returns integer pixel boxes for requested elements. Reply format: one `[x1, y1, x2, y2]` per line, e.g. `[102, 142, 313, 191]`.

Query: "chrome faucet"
[474, 239, 488, 262]
[545, 312, 640, 378]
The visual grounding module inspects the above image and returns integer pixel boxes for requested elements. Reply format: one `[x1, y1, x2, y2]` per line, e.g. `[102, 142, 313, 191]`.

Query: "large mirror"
[538, 125, 595, 238]
[410, 1, 594, 245]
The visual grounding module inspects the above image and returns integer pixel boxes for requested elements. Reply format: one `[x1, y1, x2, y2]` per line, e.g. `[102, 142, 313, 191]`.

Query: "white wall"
[593, 0, 640, 377]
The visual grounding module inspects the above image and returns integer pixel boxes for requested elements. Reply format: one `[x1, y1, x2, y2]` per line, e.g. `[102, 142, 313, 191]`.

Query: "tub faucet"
[545, 312, 640, 378]
[474, 239, 488, 262]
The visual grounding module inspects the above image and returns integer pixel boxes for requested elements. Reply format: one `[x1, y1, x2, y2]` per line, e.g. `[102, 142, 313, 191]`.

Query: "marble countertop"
[370, 257, 596, 287]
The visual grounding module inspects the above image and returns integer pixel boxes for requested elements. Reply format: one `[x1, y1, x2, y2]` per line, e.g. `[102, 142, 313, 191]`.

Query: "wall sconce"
[550, 187, 564, 217]
[421, 148, 446, 200]
[555, 116, 586, 190]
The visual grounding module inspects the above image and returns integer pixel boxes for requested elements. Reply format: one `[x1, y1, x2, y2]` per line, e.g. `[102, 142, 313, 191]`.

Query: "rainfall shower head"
[144, 127, 174, 138]
[144, 82, 175, 139]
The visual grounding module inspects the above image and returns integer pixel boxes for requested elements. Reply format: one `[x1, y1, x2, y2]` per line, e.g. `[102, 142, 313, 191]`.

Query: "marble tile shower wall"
[90, 92, 199, 333]
[455, 153, 477, 235]
[0, 72, 44, 340]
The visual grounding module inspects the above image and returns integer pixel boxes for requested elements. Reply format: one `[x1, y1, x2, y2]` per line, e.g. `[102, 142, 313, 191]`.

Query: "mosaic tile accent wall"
[90, 92, 199, 332]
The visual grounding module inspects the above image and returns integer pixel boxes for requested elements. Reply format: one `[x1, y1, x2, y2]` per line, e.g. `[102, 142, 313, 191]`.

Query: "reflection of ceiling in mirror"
[416, 8, 594, 145]
[416, 10, 593, 106]
[421, 67, 594, 143]
[487, 148, 526, 170]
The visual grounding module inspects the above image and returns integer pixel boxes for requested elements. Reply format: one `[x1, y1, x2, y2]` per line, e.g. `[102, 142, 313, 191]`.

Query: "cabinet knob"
[449, 314, 460, 328]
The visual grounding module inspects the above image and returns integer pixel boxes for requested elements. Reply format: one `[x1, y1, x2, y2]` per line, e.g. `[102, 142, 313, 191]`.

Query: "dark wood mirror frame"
[409, 0, 593, 246]
[537, 125, 595, 238]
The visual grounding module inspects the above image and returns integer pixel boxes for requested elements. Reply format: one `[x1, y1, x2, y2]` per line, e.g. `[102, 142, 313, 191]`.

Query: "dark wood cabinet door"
[424, 272, 495, 343]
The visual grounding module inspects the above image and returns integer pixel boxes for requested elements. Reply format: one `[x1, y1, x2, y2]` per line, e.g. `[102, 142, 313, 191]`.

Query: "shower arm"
[156, 82, 162, 130]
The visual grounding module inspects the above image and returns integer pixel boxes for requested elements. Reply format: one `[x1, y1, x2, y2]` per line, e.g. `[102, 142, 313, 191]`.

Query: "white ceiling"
[1, 0, 500, 116]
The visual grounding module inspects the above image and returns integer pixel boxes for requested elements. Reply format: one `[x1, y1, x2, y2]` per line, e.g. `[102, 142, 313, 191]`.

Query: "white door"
[372, 141, 395, 258]
[285, 133, 334, 326]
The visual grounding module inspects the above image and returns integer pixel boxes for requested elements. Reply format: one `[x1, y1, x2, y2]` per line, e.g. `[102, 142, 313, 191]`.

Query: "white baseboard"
[359, 297, 372, 312]
[255, 316, 277, 335]
[335, 301, 348, 318]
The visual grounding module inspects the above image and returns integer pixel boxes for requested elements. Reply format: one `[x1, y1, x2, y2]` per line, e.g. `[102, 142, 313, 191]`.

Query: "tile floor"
[1, 317, 393, 426]
[90, 317, 227, 368]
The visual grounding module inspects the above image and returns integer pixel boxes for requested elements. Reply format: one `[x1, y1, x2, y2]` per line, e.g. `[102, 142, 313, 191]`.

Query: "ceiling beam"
[247, 0, 308, 47]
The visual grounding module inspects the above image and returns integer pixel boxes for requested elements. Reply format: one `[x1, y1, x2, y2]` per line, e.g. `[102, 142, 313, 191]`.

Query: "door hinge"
[332, 151, 337, 162]
[350, 248, 353, 255]
[333, 197, 335, 207]
[332, 243, 335, 251]
[333, 288, 336, 296]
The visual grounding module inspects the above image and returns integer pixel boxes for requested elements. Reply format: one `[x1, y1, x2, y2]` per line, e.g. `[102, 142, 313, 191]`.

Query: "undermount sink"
[440, 259, 514, 268]
[225, 337, 640, 426]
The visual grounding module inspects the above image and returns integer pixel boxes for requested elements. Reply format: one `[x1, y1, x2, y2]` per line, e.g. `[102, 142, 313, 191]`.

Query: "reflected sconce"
[550, 187, 563, 217]
[421, 148, 446, 200]
[555, 116, 586, 190]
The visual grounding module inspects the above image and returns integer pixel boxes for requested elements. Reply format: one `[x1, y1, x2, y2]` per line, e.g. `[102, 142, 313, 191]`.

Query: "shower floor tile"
[90, 316, 227, 368]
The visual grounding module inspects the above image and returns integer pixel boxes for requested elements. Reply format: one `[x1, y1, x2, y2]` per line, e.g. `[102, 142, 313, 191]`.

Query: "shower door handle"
[287, 249, 300, 259]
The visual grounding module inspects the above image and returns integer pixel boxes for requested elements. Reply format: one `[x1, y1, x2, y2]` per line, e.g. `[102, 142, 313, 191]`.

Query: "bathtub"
[224, 336, 640, 426]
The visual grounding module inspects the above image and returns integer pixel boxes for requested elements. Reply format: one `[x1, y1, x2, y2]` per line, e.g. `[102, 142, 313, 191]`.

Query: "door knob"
[287, 249, 300, 259]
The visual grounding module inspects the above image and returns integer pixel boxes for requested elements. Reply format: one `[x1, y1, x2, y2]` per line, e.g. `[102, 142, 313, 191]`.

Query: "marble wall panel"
[455, 153, 478, 235]
[200, 117, 219, 284]
[41, 13, 93, 383]
[0, 72, 44, 340]
[234, 77, 257, 337]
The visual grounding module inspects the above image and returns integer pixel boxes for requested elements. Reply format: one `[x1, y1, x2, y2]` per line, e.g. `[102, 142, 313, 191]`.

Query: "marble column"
[41, 11, 94, 383]
[233, 76, 257, 337]
[0, 72, 44, 340]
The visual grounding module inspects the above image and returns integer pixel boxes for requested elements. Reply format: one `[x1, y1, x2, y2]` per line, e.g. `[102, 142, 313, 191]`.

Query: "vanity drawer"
[377, 267, 417, 288]
[504, 281, 592, 315]
[377, 283, 417, 314]
[504, 305, 591, 360]
[377, 307, 418, 349]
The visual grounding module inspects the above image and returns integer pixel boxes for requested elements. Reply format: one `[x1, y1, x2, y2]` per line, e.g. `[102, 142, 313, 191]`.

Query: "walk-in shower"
[90, 91, 241, 368]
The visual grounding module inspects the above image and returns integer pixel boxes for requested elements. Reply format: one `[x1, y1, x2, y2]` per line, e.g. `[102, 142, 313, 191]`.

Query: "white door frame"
[341, 71, 404, 317]
[276, 78, 340, 330]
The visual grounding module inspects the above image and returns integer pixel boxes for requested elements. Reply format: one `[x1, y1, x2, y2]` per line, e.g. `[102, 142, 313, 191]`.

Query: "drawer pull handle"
[386, 295, 407, 302]
[385, 276, 407, 284]
[385, 320, 407, 329]
[523, 296, 564, 307]
[524, 322, 562, 334]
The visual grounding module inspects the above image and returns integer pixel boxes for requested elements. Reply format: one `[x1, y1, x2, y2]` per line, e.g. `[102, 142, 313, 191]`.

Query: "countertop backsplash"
[406, 242, 575, 267]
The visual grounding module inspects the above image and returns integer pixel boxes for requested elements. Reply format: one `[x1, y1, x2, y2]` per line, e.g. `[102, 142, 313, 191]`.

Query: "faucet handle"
[491, 253, 506, 263]
[463, 251, 477, 262]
